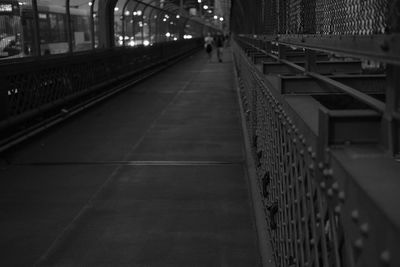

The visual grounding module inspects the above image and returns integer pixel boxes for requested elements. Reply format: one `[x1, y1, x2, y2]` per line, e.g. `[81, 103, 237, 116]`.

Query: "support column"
[98, 0, 119, 48]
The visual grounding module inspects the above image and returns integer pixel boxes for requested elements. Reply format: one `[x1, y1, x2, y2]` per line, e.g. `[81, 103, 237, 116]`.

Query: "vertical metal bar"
[122, 0, 130, 47]
[132, 1, 142, 44]
[90, 0, 96, 49]
[148, 8, 156, 44]
[382, 1, 400, 156]
[305, 49, 317, 72]
[31, 0, 41, 56]
[66, 0, 73, 53]
[278, 44, 287, 60]
[384, 64, 400, 156]
[0, 77, 9, 120]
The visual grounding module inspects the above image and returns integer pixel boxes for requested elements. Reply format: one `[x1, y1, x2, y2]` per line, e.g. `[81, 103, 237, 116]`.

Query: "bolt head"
[351, 210, 359, 222]
[353, 238, 364, 250]
[360, 223, 369, 236]
[334, 205, 341, 214]
[380, 250, 390, 264]
[338, 191, 346, 202]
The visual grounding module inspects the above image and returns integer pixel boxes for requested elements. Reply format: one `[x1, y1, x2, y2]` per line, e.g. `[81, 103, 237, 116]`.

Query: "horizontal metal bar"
[263, 61, 362, 75]
[277, 74, 385, 96]
[249, 34, 400, 66]
[308, 72, 386, 112]
[14, 160, 243, 166]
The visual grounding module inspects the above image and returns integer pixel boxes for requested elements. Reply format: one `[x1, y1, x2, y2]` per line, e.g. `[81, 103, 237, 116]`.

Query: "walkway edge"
[231, 52, 277, 267]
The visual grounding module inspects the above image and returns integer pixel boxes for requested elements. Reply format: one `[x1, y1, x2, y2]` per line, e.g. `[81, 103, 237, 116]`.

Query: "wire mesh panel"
[316, 0, 388, 34]
[0, 39, 203, 136]
[233, 0, 392, 35]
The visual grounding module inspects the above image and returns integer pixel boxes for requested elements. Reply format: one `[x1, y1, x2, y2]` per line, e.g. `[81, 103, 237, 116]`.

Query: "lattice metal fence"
[236, 48, 346, 267]
[242, 0, 393, 35]
[233, 38, 400, 267]
[0, 39, 202, 137]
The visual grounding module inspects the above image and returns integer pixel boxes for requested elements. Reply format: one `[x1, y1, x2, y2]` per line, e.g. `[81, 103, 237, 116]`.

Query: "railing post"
[278, 44, 287, 59]
[382, 65, 400, 157]
[90, 0, 96, 49]
[381, 1, 400, 157]
[31, 0, 41, 56]
[66, 0, 73, 53]
[305, 49, 317, 72]
[0, 77, 9, 121]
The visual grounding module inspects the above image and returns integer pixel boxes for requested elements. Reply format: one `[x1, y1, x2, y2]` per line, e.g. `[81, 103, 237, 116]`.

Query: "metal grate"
[263, 0, 391, 35]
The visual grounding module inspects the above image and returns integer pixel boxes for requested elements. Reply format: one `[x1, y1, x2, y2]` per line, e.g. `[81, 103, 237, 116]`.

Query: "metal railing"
[0, 38, 202, 147]
[233, 35, 400, 267]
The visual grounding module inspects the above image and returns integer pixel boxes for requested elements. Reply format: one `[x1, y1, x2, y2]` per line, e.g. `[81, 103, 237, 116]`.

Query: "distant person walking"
[204, 33, 214, 62]
[215, 33, 224, 62]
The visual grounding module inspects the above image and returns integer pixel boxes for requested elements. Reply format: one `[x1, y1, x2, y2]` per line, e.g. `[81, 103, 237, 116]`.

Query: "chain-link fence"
[232, 0, 395, 35]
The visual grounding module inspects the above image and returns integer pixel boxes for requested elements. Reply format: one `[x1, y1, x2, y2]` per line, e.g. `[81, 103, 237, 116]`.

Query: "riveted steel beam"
[276, 74, 385, 96]
[263, 61, 362, 75]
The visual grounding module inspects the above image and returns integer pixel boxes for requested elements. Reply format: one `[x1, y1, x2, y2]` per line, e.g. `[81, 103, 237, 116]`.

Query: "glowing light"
[213, 15, 218, 20]
[136, 10, 142, 16]
[165, 32, 171, 37]
[173, 37, 178, 41]
[203, 5, 208, 9]
[125, 11, 130, 16]
[143, 40, 150, 46]
[197, 0, 201, 3]
[88, 2, 93, 6]
[163, 18, 167, 22]
[128, 40, 135, 46]
[133, 11, 137, 15]
[176, 15, 180, 19]
[114, 7, 119, 12]
[219, 17, 224, 21]
[183, 34, 193, 39]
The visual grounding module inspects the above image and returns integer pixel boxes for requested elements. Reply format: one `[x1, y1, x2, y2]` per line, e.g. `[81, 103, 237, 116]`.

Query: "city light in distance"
[219, 17, 224, 21]
[165, 32, 171, 37]
[203, 5, 208, 9]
